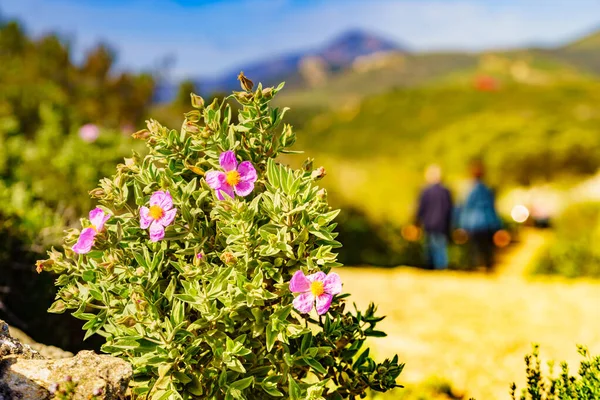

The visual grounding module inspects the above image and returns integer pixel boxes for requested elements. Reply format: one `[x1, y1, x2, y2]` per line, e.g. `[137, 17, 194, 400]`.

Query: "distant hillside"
[154, 29, 406, 102]
[548, 28, 600, 75]
[561, 28, 600, 51]
[156, 26, 600, 105]
[288, 81, 600, 225]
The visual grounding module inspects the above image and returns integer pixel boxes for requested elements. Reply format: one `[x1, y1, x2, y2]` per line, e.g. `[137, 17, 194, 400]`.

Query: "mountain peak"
[319, 29, 406, 67]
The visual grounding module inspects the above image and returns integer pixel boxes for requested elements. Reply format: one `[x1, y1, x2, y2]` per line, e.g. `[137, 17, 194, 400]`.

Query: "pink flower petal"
[150, 191, 173, 211]
[237, 161, 257, 183]
[315, 293, 333, 315]
[323, 272, 342, 295]
[234, 180, 254, 197]
[289, 270, 311, 293]
[158, 207, 177, 227]
[149, 221, 165, 242]
[216, 184, 235, 200]
[293, 292, 315, 314]
[140, 206, 152, 229]
[73, 228, 97, 254]
[206, 170, 225, 190]
[79, 124, 100, 143]
[98, 213, 110, 231]
[89, 208, 109, 231]
[307, 271, 327, 283]
[219, 150, 238, 172]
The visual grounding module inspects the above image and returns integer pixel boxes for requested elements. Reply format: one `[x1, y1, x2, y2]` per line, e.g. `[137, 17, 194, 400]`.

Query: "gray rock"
[8, 325, 73, 359]
[0, 320, 132, 399]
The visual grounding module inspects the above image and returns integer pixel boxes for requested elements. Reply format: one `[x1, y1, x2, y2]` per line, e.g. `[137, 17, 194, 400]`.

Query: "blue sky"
[2, 0, 600, 78]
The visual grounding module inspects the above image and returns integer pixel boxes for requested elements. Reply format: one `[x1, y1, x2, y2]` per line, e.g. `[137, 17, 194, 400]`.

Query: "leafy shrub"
[511, 344, 600, 400]
[0, 106, 146, 351]
[39, 77, 403, 399]
[535, 202, 600, 278]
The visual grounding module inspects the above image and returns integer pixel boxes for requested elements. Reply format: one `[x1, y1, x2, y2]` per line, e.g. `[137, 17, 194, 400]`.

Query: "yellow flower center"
[310, 281, 325, 297]
[149, 205, 164, 220]
[90, 225, 98, 232]
[225, 170, 241, 186]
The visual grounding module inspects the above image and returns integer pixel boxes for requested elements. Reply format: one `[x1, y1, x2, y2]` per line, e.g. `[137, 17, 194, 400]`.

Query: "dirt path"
[494, 227, 551, 278]
[339, 229, 600, 399]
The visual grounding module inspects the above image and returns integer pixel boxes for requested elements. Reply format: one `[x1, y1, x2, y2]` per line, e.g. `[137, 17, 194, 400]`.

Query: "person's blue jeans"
[425, 232, 449, 269]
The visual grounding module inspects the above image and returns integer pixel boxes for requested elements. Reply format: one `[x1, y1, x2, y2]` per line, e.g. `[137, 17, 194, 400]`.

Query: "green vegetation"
[511, 345, 600, 400]
[285, 80, 600, 268]
[0, 19, 152, 350]
[535, 202, 600, 278]
[40, 81, 403, 399]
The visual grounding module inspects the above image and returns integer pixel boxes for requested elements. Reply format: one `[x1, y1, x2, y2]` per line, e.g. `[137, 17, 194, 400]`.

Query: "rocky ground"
[0, 319, 131, 400]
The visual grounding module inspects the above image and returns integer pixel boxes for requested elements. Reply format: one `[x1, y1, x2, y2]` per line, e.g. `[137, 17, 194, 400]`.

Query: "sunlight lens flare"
[511, 204, 530, 223]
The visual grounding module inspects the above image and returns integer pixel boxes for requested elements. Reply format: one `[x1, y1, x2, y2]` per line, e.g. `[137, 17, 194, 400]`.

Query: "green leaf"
[353, 348, 370, 369]
[230, 376, 254, 391]
[172, 371, 192, 385]
[82, 270, 96, 282]
[301, 332, 313, 354]
[261, 380, 283, 397]
[303, 357, 327, 375]
[288, 375, 302, 400]
[266, 323, 277, 352]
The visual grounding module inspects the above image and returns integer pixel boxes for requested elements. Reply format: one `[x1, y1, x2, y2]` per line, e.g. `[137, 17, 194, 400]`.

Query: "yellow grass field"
[340, 231, 600, 399]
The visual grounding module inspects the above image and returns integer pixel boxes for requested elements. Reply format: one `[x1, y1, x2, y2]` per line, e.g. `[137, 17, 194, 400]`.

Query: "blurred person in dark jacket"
[459, 159, 502, 270]
[416, 164, 453, 269]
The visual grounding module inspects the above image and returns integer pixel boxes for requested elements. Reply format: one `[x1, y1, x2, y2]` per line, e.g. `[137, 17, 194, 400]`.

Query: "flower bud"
[36, 259, 54, 274]
[190, 93, 205, 109]
[116, 315, 136, 328]
[194, 252, 204, 267]
[201, 128, 212, 138]
[302, 158, 314, 172]
[262, 87, 273, 99]
[89, 188, 106, 199]
[184, 109, 201, 123]
[280, 124, 295, 147]
[316, 188, 327, 200]
[184, 121, 200, 134]
[132, 129, 150, 140]
[234, 91, 254, 104]
[311, 166, 326, 180]
[237, 71, 254, 91]
[221, 251, 237, 265]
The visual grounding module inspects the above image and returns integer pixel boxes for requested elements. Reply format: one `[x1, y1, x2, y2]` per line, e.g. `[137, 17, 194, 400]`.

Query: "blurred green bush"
[0, 20, 154, 135]
[0, 106, 145, 350]
[535, 202, 600, 278]
[0, 19, 152, 350]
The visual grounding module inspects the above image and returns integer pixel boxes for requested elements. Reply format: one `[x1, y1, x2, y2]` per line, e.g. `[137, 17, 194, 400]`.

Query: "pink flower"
[205, 150, 257, 200]
[79, 124, 100, 143]
[140, 191, 177, 242]
[73, 208, 110, 254]
[289, 270, 342, 315]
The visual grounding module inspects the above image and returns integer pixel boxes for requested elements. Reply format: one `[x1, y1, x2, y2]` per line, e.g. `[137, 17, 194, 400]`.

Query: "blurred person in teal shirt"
[459, 159, 502, 270]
